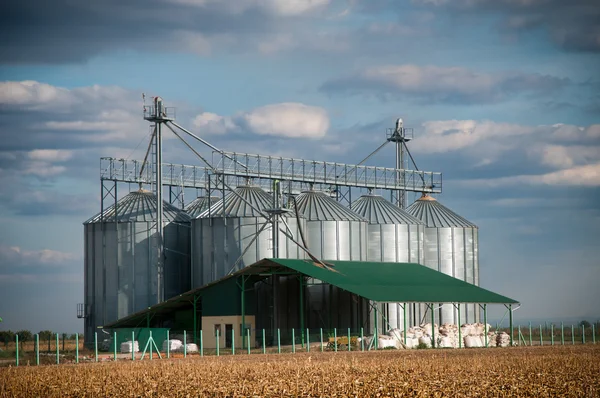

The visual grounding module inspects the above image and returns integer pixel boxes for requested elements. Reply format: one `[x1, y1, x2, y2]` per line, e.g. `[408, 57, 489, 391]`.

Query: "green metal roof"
[260, 259, 518, 304]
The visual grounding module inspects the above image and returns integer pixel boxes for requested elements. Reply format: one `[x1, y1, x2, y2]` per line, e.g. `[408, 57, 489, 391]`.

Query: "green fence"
[4, 323, 597, 367]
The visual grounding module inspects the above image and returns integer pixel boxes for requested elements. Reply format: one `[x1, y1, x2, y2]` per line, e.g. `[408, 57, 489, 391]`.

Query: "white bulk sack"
[418, 336, 432, 348]
[464, 335, 481, 348]
[120, 341, 139, 353]
[163, 339, 183, 352]
[185, 343, 199, 353]
[437, 336, 454, 348]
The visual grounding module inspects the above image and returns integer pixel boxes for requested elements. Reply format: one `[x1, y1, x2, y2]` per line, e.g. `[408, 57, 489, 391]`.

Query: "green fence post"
[430, 304, 435, 348]
[571, 325, 575, 345]
[166, 330, 170, 359]
[539, 325, 543, 346]
[582, 325, 586, 344]
[216, 329, 219, 357]
[262, 329, 265, 354]
[561, 322, 564, 345]
[348, 328, 351, 352]
[200, 330, 203, 357]
[94, 332, 98, 362]
[15, 334, 19, 367]
[232, 328, 235, 356]
[334, 328, 337, 352]
[56, 333, 60, 364]
[36, 334, 40, 366]
[529, 322, 532, 346]
[320, 328, 323, 352]
[75, 333, 78, 364]
[183, 330, 187, 358]
[551, 324, 554, 346]
[131, 331, 135, 361]
[518, 326, 522, 345]
[113, 331, 117, 361]
[292, 329, 296, 353]
[484, 304, 488, 348]
[509, 304, 513, 346]
[458, 305, 462, 348]
[247, 329, 250, 355]
[360, 327, 364, 351]
[593, 324, 596, 344]
[277, 329, 280, 354]
[306, 329, 310, 352]
[167, 330, 171, 359]
[150, 331, 153, 361]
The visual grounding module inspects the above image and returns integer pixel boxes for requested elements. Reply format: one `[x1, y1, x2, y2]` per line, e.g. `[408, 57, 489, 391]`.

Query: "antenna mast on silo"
[143, 96, 174, 303]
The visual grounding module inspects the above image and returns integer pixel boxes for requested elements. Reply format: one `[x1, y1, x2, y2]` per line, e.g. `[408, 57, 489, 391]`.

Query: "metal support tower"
[143, 97, 173, 304]
[386, 118, 412, 209]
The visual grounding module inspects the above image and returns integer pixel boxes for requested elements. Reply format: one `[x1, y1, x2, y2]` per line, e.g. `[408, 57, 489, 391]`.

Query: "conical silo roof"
[185, 196, 220, 218]
[84, 190, 191, 224]
[293, 190, 365, 221]
[406, 194, 477, 228]
[351, 194, 424, 225]
[199, 185, 275, 218]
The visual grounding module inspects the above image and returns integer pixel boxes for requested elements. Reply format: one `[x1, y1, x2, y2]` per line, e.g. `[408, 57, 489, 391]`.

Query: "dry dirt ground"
[1, 345, 598, 397]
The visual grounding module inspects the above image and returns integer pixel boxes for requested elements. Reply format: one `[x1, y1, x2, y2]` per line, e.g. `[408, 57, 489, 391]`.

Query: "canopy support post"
[509, 304, 514, 346]
[299, 275, 305, 348]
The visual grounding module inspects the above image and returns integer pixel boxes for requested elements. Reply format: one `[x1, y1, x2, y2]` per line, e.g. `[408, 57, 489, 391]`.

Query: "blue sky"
[0, 0, 599, 333]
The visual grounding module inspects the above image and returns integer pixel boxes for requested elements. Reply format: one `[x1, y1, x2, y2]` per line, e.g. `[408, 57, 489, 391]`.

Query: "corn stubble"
[1, 346, 598, 397]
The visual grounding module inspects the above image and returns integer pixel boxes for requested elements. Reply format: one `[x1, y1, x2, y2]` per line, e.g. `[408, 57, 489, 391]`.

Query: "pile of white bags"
[496, 332, 511, 347]
[120, 340, 139, 353]
[363, 322, 513, 350]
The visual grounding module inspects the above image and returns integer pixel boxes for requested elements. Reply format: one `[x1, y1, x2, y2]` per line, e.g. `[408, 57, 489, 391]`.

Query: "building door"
[225, 324, 233, 348]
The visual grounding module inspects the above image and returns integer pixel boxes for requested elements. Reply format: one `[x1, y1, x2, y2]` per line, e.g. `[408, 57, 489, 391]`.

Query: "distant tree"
[16, 330, 32, 347]
[579, 320, 591, 328]
[38, 330, 53, 340]
[0, 330, 16, 348]
[68, 333, 78, 340]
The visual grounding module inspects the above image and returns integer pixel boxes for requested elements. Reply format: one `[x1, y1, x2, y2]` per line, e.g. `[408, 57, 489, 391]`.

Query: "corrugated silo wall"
[163, 221, 191, 301]
[366, 223, 425, 331]
[304, 219, 370, 334]
[84, 221, 160, 346]
[192, 214, 308, 339]
[421, 227, 480, 326]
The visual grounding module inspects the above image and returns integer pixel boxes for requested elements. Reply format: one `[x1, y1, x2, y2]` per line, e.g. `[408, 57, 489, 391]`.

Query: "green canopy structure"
[106, 258, 518, 346]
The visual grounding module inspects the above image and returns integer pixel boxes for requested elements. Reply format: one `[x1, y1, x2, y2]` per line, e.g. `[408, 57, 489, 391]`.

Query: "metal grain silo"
[191, 185, 305, 288]
[184, 196, 219, 218]
[83, 190, 191, 346]
[406, 194, 479, 325]
[294, 190, 369, 333]
[351, 193, 425, 330]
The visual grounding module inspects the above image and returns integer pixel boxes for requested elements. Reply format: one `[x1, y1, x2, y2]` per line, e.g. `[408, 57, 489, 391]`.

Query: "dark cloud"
[0, 0, 333, 64]
[408, 0, 600, 53]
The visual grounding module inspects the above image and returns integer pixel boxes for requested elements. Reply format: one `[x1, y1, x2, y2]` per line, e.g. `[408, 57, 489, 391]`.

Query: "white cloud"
[0, 245, 77, 267]
[460, 163, 600, 187]
[192, 112, 237, 135]
[533, 145, 600, 169]
[411, 119, 536, 154]
[321, 64, 569, 103]
[0, 80, 69, 107]
[169, 0, 330, 16]
[241, 103, 329, 138]
[192, 102, 330, 138]
[28, 149, 73, 162]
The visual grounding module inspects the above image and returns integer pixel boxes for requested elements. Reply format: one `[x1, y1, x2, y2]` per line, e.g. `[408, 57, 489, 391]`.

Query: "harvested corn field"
[1, 346, 598, 397]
